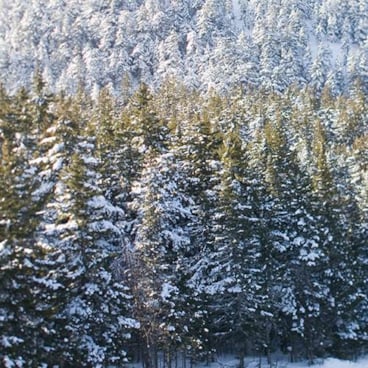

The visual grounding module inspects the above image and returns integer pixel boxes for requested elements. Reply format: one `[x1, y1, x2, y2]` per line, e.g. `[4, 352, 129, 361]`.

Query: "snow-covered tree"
[43, 133, 136, 366]
[0, 86, 65, 366]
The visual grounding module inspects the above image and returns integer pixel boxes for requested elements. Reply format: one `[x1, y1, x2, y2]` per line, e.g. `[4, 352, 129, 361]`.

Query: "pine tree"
[129, 146, 212, 367]
[46, 136, 136, 366]
[204, 121, 265, 365]
[127, 83, 169, 157]
[0, 87, 65, 366]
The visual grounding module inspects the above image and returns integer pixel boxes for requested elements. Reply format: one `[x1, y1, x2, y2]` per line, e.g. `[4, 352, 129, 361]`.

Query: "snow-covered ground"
[127, 355, 368, 368]
[289, 357, 368, 368]
[194, 355, 368, 368]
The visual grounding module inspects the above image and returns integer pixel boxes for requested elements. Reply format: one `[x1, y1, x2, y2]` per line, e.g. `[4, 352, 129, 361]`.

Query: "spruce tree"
[46, 135, 136, 366]
[0, 87, 65, 367]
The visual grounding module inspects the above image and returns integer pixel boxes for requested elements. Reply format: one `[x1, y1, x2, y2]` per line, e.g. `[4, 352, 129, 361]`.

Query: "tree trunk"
[238, 350, 245, 368]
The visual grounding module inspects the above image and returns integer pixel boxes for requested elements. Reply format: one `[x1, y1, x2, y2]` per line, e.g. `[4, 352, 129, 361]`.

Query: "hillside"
[0, 0, 368, 95]
[1, 1, 368, 367]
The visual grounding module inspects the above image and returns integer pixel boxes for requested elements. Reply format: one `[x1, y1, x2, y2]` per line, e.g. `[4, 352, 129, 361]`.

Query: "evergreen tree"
[204, 122, 265, 365]
[0, 87, 65, 367]
[46, 137, 136, 366]
[127, 83, 169, 157]
[130, 145, 213, 367]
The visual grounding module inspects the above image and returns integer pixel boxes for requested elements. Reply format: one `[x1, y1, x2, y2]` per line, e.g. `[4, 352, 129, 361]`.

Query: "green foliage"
[0, 80, 367, 366]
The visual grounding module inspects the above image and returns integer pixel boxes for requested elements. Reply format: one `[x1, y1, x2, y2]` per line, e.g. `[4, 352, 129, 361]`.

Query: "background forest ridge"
[1, 0, 368, 95]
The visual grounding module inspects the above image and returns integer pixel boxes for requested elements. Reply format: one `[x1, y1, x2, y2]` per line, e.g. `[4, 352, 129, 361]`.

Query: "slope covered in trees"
[1, 78, 367, 367]
[1, 0, 368, 95]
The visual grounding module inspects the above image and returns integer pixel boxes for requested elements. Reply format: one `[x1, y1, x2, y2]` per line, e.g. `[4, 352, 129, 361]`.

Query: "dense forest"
[1, 75, 367, 367]
[1, 0, 368, 367]
[1, 0, 368, 95]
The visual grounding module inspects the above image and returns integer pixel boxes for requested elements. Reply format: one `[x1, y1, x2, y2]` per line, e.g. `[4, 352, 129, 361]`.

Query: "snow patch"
[161, 282, 178, 301]
[118, 317, 140, 329]
[190, 355, 368, 368]
[231, 0, 243, 31]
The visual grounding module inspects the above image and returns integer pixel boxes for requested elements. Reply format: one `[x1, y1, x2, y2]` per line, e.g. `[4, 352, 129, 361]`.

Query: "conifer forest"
[0, 1, 368, 367]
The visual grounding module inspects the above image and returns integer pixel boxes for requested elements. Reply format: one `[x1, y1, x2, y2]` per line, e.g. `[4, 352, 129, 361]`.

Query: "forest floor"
[194, 354, 368, 368]
[127, 354, 368, 368]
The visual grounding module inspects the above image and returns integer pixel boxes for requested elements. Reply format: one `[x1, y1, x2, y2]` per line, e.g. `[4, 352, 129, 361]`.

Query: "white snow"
[84, 282, 99, 295]
[87, 195, 124, 216]
[291, 357, 368, 368]
[39, 136, 57, 145]
[32, 276, 64, 290]
[48, 142, 65, 156]
[1, 336, 24, 348]
[52, 157, 64, 171]
[32, 181, 53, 199]
[167, 325, 176, 332]
[44, 219, 78, 235]
[161, 282, 178, 301]
[231, 0, 243, 31]
[192, 355, 368, 368]
[0, 239, 7, 252]
[126, 355, 368, 368]
[118, 316, 140, 329]
[227, 285, 242, 293]
[88, 219, 121, 234]
[162, 229, 190, 249]
[82, 156, 98, 165]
